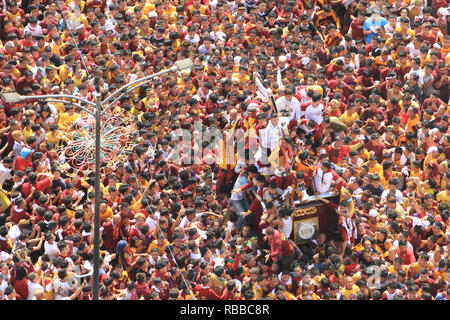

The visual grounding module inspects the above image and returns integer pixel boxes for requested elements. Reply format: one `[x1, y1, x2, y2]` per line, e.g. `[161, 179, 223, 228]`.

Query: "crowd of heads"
[0, 0, 448, 300]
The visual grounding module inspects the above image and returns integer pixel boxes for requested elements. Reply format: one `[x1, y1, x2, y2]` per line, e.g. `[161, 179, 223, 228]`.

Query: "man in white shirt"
[405, 36, 422, 59]
[53, 269, 70, 300]
[0, 157, 13, 186]
[198, 36, 216, 55]
[349, 177, 364, 208]
[27, 272, 44, 300]
[144, 208, 158, 234]
[381, 177, 404, 205]
[313, 160, 333, 194]
[179, 208, 200, 229]
[97, 12, 115, 32]
[406, 57, 424, 85]
[305, 92, 324, 125]
[275, 87, 302, 122]
[260, 112, 283, 152]
[24, 17, 43, 38]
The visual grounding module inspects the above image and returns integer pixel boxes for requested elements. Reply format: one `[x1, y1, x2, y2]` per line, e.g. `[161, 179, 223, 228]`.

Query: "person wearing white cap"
[0, 262, 8, 299]
[348, 177, 364, 208]
[436, 7, 449, 34]
[423, 145, 440, 170]
[367, 209, 379, 230]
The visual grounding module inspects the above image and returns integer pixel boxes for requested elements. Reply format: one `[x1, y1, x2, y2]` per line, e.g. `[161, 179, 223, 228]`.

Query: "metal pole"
[19, 94, 97, 109]
[101, 67, 177, 108]
[41, 99, 95, 116]
[93, 98, 102, 300]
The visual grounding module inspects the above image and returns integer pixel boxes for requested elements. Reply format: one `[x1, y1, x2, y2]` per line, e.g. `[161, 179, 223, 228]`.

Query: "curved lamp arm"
[1, 92, 97, 110]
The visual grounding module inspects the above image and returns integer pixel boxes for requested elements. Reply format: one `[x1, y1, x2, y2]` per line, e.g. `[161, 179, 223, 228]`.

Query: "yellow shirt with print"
[40, 74, 62, 88]
[368, 163, 382, 175]
[436, 190, 450, 206]
[340, 285, 359, 300]
[388, 264, 406, 275]
[340, 111, 359, 127]
[100, 206, 114, 225]
[394, 27, 414, 42]
[129, 199, 142, 213]
[23, 127, 33, 143]
[232, 73, 250, 85]
[58, 64, 72, 82]
[58, 112, 79, 131]
[409, 262, 434, 278]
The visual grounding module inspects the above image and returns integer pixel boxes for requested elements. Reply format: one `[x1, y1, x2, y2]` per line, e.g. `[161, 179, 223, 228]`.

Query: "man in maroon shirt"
[422, 90, 446, 111]
[361, 97, 388, 122]
[432, 62, 448, 101]
[9, 197, 30, 225]
[102, 214, 122, 253]
[325, 58, 345, 80]
[357, 68, 376, 98]
[135, 272, 151, 300]
[414, 269, 437, 296]
[15, 70, 36, 95]
[194, 275, 224, 300]
[380, 59, 401, 83]
[327, 71, 354, 99]
[365, 133, 386, 163]
[265, 226, 295, 271]
[349, 10, 365, 40]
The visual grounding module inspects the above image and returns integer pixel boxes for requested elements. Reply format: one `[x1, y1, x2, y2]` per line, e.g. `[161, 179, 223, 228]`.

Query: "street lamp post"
[93, 97, 102, 300]
[0, 58, 193, 300]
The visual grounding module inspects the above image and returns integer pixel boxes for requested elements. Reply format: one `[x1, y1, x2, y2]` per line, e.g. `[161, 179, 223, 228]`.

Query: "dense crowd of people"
[0, 0, 448, 301]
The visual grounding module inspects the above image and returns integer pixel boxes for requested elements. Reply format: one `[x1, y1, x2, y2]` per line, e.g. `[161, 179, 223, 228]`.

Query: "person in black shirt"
[365, 173, 384, 197]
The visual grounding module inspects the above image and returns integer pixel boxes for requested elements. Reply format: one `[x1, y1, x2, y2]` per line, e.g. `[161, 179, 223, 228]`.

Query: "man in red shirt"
[20, 172, 54, 199]
[135, 272, 151, 300]
[194, 275, 223, 300]
[265, 226, 295, 271]
[326, 136, 350, 166]
[365, 133, 386, 163]
[102, 214, 122, 253]
[396, 239, 416, 265]
[414, 269, 437, 296]
[15, 70, 36, 95]
[349, 10, 365, 40]
[9, 197, 30, 224]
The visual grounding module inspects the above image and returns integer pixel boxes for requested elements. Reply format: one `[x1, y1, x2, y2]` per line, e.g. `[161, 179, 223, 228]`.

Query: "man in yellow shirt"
[58, 55, 74, 82]
[162, 0, 175, 17]
[436, 182, 450, 206]
[187, 0, 210, 17]
[137, 19, 153, 38]
[232, 65, 250, 87]
[367, 155, 382, 174]
[394, 18, 414, 43]
[340, 276, 360, 300]
[58, 105, 79, 131]
[340, 103, 359, 127]
[135, 0, 154, 17]
[40, 65, 61, 92]
[405, 106, 420, 133]
[409, 253, 434, 279]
